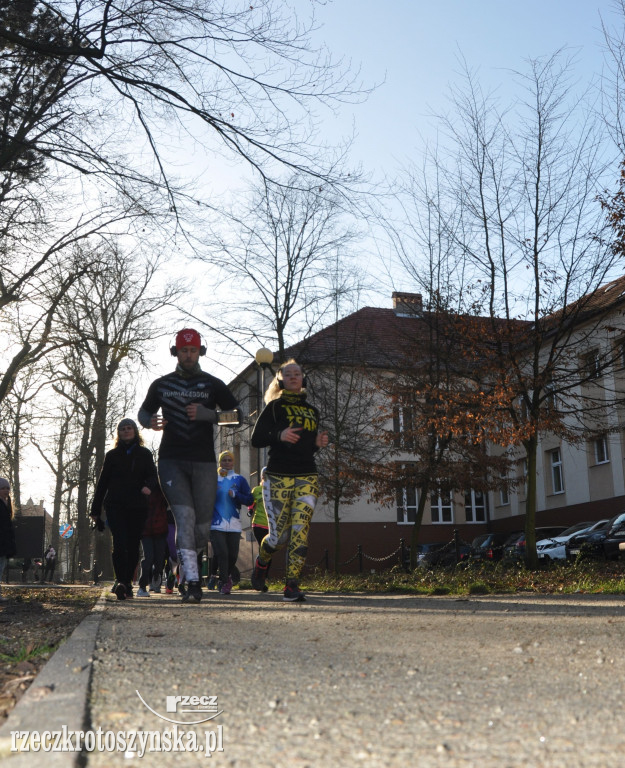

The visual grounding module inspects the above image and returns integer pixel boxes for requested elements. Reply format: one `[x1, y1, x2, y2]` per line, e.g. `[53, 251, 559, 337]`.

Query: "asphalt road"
[4, 589, 625, 767]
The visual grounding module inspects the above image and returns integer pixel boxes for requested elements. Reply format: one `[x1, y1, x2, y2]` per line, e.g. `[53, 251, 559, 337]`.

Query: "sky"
[22, 0, 625, 508]
[313, 0, 612, 178]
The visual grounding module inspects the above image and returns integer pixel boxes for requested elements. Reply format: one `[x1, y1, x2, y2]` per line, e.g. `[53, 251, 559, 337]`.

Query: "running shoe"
[251, 557, 269, 592]
[207, 575, 218, 590]
[182, 580, 202, 603]
[220, 577, 233, 595]
[136, 587, 150, 597]
[114, 583, 127, 601]
[282, 579, 305, 602]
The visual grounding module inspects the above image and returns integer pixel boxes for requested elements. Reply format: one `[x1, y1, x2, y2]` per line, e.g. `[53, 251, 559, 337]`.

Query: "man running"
[138, 328, 240, 603]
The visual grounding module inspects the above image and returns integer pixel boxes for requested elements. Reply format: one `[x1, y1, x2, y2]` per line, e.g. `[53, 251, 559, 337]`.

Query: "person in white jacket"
[209, 451, 253, 594]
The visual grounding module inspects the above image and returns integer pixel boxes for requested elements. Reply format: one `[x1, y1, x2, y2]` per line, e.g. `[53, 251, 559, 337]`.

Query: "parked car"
[566, 518, 615, 560]
[403, 542, 447, 570]
[536, 521, 599, 561]
[502, 526, 567, 562]
[469, 531, 521, 562]
[597, 513, 625, 560]
[419, 542, 471, 568]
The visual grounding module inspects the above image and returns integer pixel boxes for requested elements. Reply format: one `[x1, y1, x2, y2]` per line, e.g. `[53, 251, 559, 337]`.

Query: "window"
[499, 472, 510, 506]
[465, 490, 487, 522]
[550, 448, 564, 494]
[393, 404, 415, 450]
[581, 349, 602, 380]
[396, 485, 418, 524]
[544, 382, 558, 412]
[594, 435, 609, 465]
[431, 492, 453, 524]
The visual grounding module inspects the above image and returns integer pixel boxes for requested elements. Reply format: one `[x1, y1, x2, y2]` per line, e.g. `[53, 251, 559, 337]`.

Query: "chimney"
[392, 292, 423, 316]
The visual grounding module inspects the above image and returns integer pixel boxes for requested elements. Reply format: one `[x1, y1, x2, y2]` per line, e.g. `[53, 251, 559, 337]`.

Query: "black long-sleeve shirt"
[138, 369, 239, 462]
[251, 391, 320, 476]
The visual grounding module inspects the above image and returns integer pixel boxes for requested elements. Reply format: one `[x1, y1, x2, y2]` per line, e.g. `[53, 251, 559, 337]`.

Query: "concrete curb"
[0, 587, 107, 766]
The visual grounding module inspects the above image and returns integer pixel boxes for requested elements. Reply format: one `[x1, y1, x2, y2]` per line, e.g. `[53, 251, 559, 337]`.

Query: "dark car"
[403, 542, 447, 570]
[597, 513, 625, 560]
[419, 541, 471, 568]
[469, 531, 522, 562]
[502, 526, 567, 562]
[566, 518, 614, 560]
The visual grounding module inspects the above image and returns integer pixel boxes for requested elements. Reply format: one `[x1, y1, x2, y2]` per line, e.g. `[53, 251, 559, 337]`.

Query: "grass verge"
[240, 558, 625, 597]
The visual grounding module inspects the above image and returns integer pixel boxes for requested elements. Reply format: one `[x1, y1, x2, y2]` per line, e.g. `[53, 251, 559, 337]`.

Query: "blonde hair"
[264, 359, 302, 404]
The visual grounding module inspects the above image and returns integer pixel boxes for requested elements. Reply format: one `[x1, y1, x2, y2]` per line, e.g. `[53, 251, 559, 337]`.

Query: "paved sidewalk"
[2, 588, 625, 766]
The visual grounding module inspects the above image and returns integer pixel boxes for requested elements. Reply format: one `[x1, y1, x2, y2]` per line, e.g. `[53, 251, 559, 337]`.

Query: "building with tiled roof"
[219, 286, 625, 574]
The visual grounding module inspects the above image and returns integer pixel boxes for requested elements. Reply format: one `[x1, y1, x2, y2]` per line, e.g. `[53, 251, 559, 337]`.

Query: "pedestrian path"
[2, 589, 625, 767]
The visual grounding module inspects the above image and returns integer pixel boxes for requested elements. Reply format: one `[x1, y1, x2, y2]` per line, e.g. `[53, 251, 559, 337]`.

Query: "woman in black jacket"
[90, 419, 158, 600]
[0, 478, 16, 601]
[250, 360, 328, 602]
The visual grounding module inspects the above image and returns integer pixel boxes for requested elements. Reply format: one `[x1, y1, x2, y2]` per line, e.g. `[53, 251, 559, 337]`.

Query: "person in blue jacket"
[210, 451, 253, 594]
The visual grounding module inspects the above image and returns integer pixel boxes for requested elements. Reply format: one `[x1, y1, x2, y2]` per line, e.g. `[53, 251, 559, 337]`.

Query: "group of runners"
[90, 328, 328, 603]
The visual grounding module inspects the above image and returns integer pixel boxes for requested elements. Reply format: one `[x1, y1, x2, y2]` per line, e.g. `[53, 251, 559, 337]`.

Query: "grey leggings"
[158, 459, 216, 582]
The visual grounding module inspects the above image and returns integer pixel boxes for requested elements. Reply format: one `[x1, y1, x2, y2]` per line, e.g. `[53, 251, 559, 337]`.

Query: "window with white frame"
[550, 448, 564, 494]
[544, 381, 558, 412]
[499, 472, 510, 506]
[393, 404, 415, 450]
[396, 484, 418, 524]
[465, 489, 487, 522]
[581, 349, 602, 380]
[594, 435, 609, 465]
[430, 492, 454, 524]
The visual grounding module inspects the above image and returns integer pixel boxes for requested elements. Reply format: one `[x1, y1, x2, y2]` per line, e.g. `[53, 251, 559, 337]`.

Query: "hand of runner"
[280, 425, 302, 444]
[150, 415, 168, 431]
[316, 430, 329, 448]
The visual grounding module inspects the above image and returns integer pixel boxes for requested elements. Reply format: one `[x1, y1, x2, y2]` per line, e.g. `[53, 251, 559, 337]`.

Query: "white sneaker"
[136, 587, 150, 597]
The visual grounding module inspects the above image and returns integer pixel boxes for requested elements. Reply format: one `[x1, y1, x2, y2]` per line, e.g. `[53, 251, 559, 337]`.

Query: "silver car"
[537, 520, 608, 560]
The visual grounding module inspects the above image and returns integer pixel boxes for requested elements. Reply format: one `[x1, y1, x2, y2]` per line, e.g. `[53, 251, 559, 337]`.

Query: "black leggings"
[106, 508, 146, 586]
[209, 530, 240, 582]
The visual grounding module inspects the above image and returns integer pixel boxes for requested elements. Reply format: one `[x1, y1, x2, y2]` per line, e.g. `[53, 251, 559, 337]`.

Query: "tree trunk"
[523, 435, 539, 568]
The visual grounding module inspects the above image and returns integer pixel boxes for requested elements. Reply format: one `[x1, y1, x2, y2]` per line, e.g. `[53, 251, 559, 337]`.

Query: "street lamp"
[254, 348, 274, 474]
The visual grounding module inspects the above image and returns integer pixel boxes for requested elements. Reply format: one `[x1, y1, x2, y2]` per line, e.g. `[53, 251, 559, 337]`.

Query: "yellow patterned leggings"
[259, 473, 319, 580]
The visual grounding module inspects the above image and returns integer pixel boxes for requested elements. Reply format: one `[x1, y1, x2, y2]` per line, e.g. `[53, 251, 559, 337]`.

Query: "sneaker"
[207, 575, 218, 590]
[220, 577, 233, 595]
[136, 587, 150, 597]
[251, 557, 269, 592]
[125, 584, 134, 599]
[150, 577, 162, 593]
[283, 579, 305, 602]
[166, 573, 175, 593]
[114, 583, 127, 601]
[182, 580, 202, 603]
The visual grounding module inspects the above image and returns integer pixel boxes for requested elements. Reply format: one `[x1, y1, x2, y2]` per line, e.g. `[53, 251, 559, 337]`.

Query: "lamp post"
[254, 348, 274, 476]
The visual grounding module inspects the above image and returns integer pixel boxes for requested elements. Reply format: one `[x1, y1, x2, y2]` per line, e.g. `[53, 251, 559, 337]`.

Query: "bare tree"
[394, 53, 622, 566]
[40, 241, 183, 568]
[0, 1, 367, 197]
[197, 173, 360, 370]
